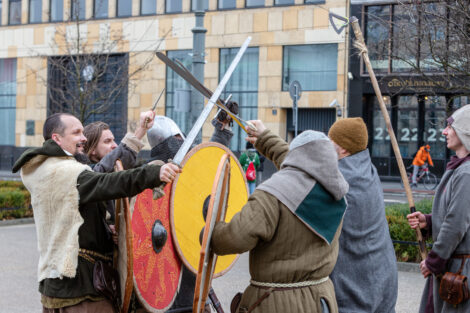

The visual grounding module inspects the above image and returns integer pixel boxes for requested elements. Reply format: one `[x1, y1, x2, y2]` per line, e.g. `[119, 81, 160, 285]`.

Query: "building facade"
[0, 0, 349, 169]
[349, 0, 466, 178]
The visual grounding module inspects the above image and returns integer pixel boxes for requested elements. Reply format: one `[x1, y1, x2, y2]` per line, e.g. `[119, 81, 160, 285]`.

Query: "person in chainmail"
[137, 102, 237, 313]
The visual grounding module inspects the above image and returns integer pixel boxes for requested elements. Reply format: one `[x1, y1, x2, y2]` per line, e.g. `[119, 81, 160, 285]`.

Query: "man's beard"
[74, 152, 91, 164]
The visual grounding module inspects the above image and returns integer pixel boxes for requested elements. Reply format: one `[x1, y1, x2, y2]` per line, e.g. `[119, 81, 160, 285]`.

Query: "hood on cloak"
[258, 130, 349, 244]
[12, 139, 68, 173]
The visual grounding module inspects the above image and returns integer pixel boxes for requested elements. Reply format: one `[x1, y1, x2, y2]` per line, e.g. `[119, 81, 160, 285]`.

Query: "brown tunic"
[211, 130, 342, 313]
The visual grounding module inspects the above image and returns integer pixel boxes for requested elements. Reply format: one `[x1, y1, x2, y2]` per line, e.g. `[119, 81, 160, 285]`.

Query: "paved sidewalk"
[0, 222, 427, 313]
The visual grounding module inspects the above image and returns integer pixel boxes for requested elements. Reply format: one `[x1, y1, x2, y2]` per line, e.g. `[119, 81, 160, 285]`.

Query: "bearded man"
[12, 113, 180, 313]
[210, 120, 349, 313]
[328, 117, 398, 313]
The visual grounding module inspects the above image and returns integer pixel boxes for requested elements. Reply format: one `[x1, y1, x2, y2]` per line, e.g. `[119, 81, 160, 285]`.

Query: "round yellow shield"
[170, 142, 248, 277]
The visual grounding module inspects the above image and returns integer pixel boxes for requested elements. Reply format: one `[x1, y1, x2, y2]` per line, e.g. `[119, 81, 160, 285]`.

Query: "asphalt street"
[0, 222, 426, 313]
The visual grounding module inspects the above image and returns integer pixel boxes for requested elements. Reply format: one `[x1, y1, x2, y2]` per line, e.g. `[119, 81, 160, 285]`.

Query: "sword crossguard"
[153, 186, 166, 200]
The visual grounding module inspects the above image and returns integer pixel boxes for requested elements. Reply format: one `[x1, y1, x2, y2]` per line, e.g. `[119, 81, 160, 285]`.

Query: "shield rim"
[193, 154, 231, 313]
[170, 142, 247, 277]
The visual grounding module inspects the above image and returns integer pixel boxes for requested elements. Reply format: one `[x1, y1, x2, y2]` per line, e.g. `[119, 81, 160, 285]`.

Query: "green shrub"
[0, 181, 26, 190]
[0, 181, 31, 220]
[386, 198, 433, 262]
[0, 208, 33, 220]
[0, 190, 30, 209]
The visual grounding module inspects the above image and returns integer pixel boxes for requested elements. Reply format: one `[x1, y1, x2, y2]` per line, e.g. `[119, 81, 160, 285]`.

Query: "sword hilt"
[153, 159, 181, 200]
[153, 185, 166, 200]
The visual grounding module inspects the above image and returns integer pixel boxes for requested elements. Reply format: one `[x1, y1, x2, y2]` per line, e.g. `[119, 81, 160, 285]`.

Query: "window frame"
[282, 44, 339, 92]
[165, 0, 182, 13]
[0, 58, 17, 146]
[116, 0, 132, 17]
[49, 0, 64, 22]
[70, 0, 86, 21]
[304, 0, 325, 4]
[218, 0, 236, 10]
[190, 0, 208, 12]
[29, 0, 42, 24]
[93, 0, 108, 19]
[245, 0, 264, 8]
[273, 0, 294, 6]
[140, 0, 157, 16]
[362, 3, 451, 76]
[219, 46, 260, 152]
[8, 0, 22, 25]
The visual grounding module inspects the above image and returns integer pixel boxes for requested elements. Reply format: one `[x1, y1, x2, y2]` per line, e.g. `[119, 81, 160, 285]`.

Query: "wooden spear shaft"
[350, 16, 428, 261]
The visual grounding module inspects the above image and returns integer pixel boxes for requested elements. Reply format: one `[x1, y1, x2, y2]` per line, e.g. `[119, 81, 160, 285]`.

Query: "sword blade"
[152, 87, 166, 112]
[172, 36, 252, 166]
[157, 50, 252, 132]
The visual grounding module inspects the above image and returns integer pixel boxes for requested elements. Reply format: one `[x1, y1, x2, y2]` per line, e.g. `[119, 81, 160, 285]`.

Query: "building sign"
[379, 76, 451, 93]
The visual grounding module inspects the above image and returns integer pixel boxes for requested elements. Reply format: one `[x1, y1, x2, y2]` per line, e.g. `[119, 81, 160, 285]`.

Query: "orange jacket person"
[411, 145, 433, 187]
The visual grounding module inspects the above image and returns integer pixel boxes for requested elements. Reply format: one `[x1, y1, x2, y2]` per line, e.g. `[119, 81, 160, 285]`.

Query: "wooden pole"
[350, 16, 428, 261]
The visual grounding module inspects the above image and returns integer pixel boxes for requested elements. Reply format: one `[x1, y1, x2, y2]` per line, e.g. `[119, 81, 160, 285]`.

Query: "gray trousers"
[412, 165, 424, 184]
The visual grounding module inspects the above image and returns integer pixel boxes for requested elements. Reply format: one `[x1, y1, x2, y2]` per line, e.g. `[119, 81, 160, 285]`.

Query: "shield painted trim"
[132, 184, 183, 313]
[193, 153, 231, 313]
[170, 142, 248, 277]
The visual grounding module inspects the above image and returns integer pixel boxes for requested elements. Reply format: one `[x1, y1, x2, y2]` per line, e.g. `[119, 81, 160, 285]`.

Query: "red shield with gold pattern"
[132, 184, 182, 313]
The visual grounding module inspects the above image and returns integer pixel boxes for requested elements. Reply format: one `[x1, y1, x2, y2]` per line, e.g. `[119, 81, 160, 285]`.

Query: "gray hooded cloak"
[330, 149, 398, 313]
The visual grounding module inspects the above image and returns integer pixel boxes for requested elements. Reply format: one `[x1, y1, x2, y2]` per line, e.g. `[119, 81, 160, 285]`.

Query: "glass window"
[420, 3, 446, 72]
[392, 4, 418, 72]
[452, 96, 469, 111]
[50, 0, 63, 21]
[9, 0, 21, 25]
[48, 54, 128, 141]
[29, 0, 42, 23]
[191, 0, 208, 11]
[220, 47, 259, 151]
[94, 0, 108, 18]
[141, 0, 156, 15]
[117, 0, 131, 17]
[165, 50, 192, 135]
[0, 1, 2, 25]
[166, 0, 181, 13]
[397, 96, 419, 158]
[218, 0, 235, 9]
[274, 0, 293, 5]
[71, 0, 85, 20]
[283, 44, 338, 91]
[305, 0, 325, 3]
[0, 59, 17, 145]
[371, 96, 391, 157]
[365, 5, 390, 74]
[424, 96, 447, 159]
[246, 0, 264, 7]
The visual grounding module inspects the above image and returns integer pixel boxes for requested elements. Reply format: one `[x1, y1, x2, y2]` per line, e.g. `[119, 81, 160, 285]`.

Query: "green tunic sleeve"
[211, 190, 280, 255]
[254, 130, 289, 170]
[77, 164, 162, 205]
